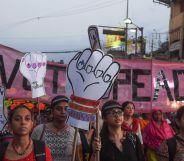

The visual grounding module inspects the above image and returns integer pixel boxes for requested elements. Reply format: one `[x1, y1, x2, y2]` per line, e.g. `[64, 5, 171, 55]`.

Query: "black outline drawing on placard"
[88, 25, 101, 50]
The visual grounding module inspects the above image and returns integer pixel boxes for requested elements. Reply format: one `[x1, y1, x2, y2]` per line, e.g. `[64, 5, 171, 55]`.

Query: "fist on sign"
[67, 49, 120, 100]
[20, 52, 47, 98]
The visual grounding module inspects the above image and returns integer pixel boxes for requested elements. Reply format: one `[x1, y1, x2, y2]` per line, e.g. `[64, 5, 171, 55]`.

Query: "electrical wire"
[0, 0, 126, 40]
[41, 0, 126, 18]
[0, 0, 126, 30]
[31, 0, 126, 20]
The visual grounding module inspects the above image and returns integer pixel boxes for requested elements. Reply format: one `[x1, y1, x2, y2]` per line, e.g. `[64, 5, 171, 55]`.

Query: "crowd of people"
[0, 95, 184, 161]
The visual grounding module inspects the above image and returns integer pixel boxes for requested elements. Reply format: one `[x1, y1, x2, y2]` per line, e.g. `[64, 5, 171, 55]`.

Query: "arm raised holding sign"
[66, 48, 120, 161]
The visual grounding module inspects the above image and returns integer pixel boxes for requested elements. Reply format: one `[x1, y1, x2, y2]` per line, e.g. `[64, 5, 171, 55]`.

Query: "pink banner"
[114, 59, 184, 112]
[1, 44, 184, 112]
[0, 45, 66, 102]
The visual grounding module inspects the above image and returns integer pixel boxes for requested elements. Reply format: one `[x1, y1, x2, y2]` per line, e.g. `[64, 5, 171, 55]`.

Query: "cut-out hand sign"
[66, 48, 120, 130]
[20, 52, 47, 98]
[67, 48, 120, 100]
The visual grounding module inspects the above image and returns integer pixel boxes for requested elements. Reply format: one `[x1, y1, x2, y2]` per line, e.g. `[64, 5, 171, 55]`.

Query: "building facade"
[169, 0, 184, 59]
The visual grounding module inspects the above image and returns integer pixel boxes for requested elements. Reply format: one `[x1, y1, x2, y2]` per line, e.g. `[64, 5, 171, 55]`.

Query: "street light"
[124, 17, 144, 55]
[124, 18, 132, 24]
[124, 18, 132, 55]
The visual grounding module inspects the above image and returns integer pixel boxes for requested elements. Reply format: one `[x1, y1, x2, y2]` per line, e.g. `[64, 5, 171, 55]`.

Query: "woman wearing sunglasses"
[90, 100, 144, 161]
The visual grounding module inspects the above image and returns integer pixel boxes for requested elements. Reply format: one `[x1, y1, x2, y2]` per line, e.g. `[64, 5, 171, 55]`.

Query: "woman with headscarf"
[143, 109, 175, 161]
[157, 106, 184, 161]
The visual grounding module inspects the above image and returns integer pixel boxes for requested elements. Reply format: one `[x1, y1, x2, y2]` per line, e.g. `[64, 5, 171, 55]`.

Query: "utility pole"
[125, 0, 129, 55]
[135, 28, 138, 54]
[151, 33, 154, 58]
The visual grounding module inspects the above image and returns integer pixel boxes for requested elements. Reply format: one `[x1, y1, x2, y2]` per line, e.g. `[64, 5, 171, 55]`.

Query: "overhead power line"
[31, 0, 126, 20]
[0, 0, 126, 33]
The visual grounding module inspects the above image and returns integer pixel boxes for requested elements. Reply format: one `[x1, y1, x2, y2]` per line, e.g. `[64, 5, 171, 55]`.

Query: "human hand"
[92, 137, 101, 152]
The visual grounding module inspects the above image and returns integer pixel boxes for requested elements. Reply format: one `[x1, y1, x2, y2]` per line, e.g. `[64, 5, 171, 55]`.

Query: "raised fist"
[20, 52, 47, 98]
[67, 49, 120, 100]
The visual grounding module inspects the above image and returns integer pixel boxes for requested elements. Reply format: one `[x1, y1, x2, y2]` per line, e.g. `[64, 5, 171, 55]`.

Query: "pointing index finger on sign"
[88, 25, 101, 51]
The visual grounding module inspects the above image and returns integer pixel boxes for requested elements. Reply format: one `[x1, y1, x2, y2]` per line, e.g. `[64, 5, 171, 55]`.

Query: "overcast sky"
[0, 0, 170, 62]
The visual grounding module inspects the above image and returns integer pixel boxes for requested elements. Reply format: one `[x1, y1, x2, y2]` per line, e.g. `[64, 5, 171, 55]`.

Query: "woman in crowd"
[157, 106, 184, 161]
[121, 101, 143, 144]
[31, 95, 81, 161]
[90, 100, 144, 161]
[143, 108, 175, 161]
[0, 104, 52, 161]
[139, 113, 150, 132]
[79, 122, 95, 161]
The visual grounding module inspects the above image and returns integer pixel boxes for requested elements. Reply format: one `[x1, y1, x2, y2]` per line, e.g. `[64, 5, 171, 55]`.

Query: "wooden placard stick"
[71, 127, 79, 161]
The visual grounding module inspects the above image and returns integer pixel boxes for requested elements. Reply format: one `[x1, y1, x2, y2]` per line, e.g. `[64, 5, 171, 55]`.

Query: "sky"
[0, 0, 170, 63]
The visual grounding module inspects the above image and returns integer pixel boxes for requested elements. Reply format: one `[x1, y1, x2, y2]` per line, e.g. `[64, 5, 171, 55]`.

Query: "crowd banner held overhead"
[0, 86, 6, 131]
[66, 48, 120, 130]
[19, 52, 47, 98]
[1, 44, 184, 112]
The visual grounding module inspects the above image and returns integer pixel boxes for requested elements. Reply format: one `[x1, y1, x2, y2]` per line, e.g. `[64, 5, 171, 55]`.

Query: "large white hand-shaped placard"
[20, 52, 47, 98]
[67, 48, 120, 100]
[66, 48, 120, 130]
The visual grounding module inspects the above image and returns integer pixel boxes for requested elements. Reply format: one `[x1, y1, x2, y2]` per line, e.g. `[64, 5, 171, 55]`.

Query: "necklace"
[12, 139, 31, 156]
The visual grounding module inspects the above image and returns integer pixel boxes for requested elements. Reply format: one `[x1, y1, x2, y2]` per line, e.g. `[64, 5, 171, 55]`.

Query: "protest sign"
[66, 48, 120, 130]
[19, 52, 47, 98]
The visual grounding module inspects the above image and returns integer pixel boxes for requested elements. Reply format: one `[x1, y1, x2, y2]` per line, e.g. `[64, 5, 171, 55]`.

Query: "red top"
[3, 145, 52, 161]
[122, 118, 139, 133]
